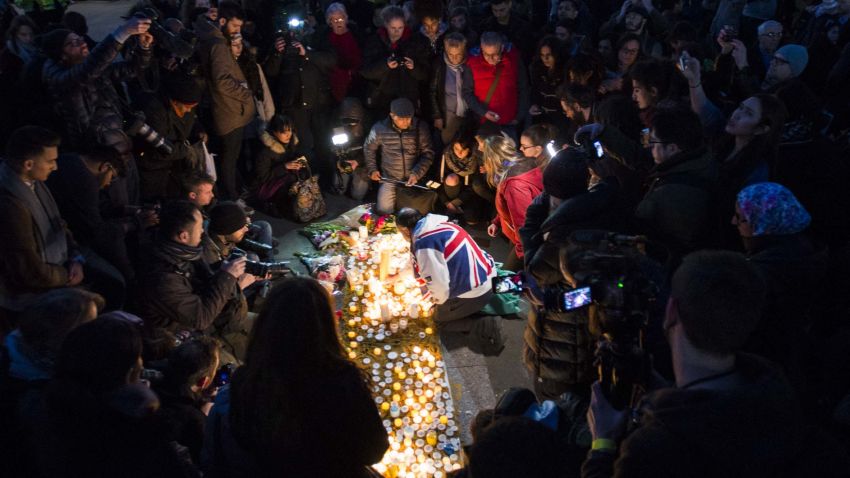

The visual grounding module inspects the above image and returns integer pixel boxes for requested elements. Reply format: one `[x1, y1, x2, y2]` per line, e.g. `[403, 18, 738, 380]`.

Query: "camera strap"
[484, 64, 503, 108]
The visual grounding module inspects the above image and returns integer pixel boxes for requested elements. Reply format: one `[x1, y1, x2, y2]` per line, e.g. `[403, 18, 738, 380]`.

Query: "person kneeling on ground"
[395, 208, 502, 351]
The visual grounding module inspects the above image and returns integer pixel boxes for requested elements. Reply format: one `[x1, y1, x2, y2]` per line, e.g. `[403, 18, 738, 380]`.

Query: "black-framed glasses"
[518, 144, 538, 151]
[771, 55, 790, 65]
[760, 31, 782, 39]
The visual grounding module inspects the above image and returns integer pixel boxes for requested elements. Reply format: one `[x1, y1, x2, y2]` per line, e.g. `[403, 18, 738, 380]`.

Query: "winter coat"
[744, 234, 828, 388]
[137, 94, 201, 200]
[135, 240, 241, 333]
[46, 154, 134, 281]
[263, 30, 336, 111]
[195, 18, 256, 135]
[478, 14, 534, 57]
[364, 117, 434, 181]
[324, 26, 363, 102]
[493, 159, 543, 257]
[634, 146, 720, 261]
[359, 26, 427, 112]
[0, 166, 79, 310]
[429, 55, 469, 121]
[582, 354, 850, 478]
[253, 130, 306, 188]
[463, 44, 530, 125]
[41, 34, 152, 147]
[201, 365, 389, 477]
[520, 181, 624, 386]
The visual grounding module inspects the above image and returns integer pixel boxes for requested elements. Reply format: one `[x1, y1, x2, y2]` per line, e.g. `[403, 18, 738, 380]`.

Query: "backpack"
[288, 166, 326, 222]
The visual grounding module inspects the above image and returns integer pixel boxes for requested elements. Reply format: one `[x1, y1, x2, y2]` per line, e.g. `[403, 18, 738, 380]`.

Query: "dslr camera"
[131, 7, 195, 59]
[561, 230, 661, 410]
[228, 249, 291, 277]
[125, 111, 174, 155]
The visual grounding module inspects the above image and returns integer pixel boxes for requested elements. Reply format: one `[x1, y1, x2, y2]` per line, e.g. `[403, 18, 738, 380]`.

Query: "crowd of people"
[2, 0, 850, 475]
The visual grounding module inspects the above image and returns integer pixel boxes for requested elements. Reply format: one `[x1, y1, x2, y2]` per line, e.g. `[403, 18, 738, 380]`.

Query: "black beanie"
[166, 75, 202, 104]
[542, 148, 590, 200]
[208, 201, 248, 235]
[39, 28, 72, 62]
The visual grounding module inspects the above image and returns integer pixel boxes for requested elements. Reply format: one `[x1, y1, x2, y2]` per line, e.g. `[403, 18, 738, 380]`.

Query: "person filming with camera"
[581, 250, 849, 478]
[136, 200, 252, 361]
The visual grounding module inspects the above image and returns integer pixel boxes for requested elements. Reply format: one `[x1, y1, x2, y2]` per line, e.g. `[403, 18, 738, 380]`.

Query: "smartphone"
[593, 140, 604, 158]
[563, 286, 592, 311]
[678, 52, 688, 72]
[212, 363, 236, 388]
[426, 180, 441, 189]
[492, 273, 524, 294]
[722, 25, 737, 42]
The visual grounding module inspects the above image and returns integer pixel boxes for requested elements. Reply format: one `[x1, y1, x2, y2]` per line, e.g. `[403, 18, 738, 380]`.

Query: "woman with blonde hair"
[486, 125, 556, 271]
[481, 133, 519, 189]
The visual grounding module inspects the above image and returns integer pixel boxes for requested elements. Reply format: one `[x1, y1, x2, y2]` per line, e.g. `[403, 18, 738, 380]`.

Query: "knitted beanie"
[542, 148, 590, 200]
[39, 28, 72, 62]
[208, 201, 248, 235]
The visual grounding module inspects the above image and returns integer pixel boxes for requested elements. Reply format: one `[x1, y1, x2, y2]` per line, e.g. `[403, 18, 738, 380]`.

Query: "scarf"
[0, 162, 68, 266]
[6, 38, 36, 65]
[154, 238, 204, 264]
[444, 53, 466, 117]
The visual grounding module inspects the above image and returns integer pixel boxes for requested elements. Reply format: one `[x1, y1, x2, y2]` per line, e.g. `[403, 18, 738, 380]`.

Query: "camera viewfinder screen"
[563, 287, 592, 310]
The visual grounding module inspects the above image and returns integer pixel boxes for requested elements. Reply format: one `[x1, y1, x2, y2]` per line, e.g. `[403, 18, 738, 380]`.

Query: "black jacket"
[46, 154, 134, 281]
[42, 34, 152, 147]
[582, 354, 849, 478]
[364, 117, 434, 181]
[428, 57, 471, 122]
[138, 94, 200, 199]
[520, 181, 624, 386]
[136, 240, 241, 333]
[263, 31, 336, 111]
[359, 27, 428, 112]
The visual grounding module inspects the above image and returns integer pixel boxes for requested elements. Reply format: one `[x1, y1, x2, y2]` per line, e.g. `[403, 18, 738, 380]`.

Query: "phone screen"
[492, 273, 524, 294]
[593, 141, 604, 158]
[563, 286, 592, 310]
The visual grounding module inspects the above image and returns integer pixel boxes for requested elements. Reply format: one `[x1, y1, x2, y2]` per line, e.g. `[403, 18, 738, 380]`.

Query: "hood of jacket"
[633, 354, 822, 476]
[414, 213, 450, 237]
[540, 179, 621, 239]
[260, 130, 298, 155]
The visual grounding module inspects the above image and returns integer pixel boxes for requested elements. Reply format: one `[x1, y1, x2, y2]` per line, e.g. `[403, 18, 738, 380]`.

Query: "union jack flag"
[415, 221, 495, 298]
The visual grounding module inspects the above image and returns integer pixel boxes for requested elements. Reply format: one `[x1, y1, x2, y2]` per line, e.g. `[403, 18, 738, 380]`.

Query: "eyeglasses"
[760, 31, 782, 39]
[518, 144, 538, 151]
[64, 37, 86, 48]
[329, 17, 346, 24]
[771, 55, 790, 65]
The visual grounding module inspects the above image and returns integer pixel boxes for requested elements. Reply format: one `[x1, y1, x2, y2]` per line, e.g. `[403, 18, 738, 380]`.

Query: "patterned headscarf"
[736, 182, 811, 236]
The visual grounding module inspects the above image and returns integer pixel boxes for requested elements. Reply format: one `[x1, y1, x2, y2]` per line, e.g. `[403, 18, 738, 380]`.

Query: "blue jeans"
[376, 182, 397, 215]
[248, 221, 274, 261]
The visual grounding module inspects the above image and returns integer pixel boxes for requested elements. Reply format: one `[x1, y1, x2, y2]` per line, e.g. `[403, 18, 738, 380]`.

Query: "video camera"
[131, 7, 195, 59]
[562, 230, 660, 410]
[228, 248, 292, 277]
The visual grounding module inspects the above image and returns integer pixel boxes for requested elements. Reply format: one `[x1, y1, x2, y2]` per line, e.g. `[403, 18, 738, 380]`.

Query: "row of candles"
[339, 230, 461, 477]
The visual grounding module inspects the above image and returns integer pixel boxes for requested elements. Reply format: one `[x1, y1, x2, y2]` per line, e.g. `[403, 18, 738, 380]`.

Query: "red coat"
[328, 30, 362, 103]
[493, 166, 543, 257]
[467, 47, 521, 125]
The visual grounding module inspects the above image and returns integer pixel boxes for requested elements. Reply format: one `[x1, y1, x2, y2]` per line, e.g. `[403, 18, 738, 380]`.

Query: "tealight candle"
[393, 281, 406, 295]
[399, 318, 408, 330]
[359, 225, 368, 239]
[349, 302, 358, 313]
[409, 303, 419, 318]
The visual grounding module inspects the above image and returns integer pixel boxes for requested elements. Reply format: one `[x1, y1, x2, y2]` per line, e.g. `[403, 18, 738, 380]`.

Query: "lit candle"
[350, 230, 360, 242]
[379, 248, 391, 281]
[393, 281, 407, 295]
[399, 318, 408, 330]
[359, 225, 368, 239]
[349, 302, 358, 313]
[369, 279, 382, 295]
[354, 284, 364, 296]
[409, 303, 419, 319]
[380, 301, 391, 322]
[389, 321, 399, 333]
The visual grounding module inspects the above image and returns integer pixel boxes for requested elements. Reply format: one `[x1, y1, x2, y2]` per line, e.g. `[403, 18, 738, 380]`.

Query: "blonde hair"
[482, 133, 519, 188]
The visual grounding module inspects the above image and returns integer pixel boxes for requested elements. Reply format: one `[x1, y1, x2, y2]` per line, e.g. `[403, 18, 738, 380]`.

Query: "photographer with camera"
[263, 2, 337, 182]
[581, 250, 849, 478]
[360, 6, 427, 116]
[519, 148, 625, 400]
[138, 75, 207, 202]
[136, 201, 252, 362]
[331, 98, 371, 201]
[40, 15, 154, 149]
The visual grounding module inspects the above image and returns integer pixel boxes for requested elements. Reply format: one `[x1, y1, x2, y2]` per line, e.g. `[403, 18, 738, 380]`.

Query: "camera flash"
[332, 127, 349, 146]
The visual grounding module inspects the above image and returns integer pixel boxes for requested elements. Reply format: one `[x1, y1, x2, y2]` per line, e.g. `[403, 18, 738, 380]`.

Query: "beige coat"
[195, 17, 256, 136]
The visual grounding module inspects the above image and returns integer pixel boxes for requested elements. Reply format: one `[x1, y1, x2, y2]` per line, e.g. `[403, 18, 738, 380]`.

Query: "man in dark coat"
[138, 76, 205, 201]
[359, 5, 428, 116]
[519, 148, 624, 400]
[40, 17, 153, 148]
[263, 3, 337, 163]
[135, 201, 251, 360]
[582, 250, 849, 478]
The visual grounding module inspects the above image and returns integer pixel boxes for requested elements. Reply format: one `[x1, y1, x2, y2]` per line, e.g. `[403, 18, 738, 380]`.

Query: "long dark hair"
[531, 35, 566, 80]
[229, 277, 354, 457]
